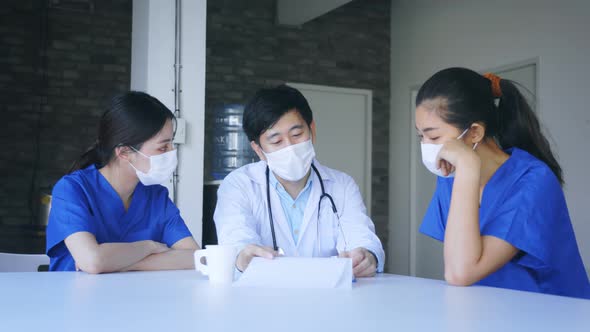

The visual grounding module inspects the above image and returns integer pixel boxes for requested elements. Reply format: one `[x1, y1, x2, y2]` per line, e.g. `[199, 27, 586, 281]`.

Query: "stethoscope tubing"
[266, 163, 338, 252]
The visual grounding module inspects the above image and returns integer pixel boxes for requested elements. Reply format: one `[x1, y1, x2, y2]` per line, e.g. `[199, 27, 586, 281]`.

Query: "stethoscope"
[265, 163, 348, 254]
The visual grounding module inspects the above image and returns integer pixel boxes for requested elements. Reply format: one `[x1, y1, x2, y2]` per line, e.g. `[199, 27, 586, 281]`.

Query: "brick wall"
[0, 0, 131, 252]
[205, 0, 391, 265]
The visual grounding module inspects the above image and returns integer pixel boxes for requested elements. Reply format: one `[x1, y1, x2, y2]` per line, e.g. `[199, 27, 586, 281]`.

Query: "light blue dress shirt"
[268, 172, 313, 243]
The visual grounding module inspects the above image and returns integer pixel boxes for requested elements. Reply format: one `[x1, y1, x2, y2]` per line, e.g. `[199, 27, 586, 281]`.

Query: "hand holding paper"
[236, 244, 279, 272]
[339, 247, 377, 278]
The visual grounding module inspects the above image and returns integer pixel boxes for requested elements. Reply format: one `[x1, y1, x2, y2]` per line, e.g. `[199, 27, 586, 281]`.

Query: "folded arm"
[122, 237, 199, 272]
[65, 231, 169, 274]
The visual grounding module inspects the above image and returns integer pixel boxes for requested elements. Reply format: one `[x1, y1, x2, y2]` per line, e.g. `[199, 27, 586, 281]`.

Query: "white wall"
[131, 0, 207, 244]
[389, 0, 590, 274]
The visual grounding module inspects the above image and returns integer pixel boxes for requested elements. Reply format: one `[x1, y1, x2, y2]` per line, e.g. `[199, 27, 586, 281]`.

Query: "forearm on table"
[80, 241, 156, 274]
[123, 249, 196, 272]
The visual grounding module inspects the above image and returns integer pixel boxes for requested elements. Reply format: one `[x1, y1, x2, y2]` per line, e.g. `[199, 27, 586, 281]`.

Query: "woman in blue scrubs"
[416, 67, 590, 299]
[46, 91, 199, 273]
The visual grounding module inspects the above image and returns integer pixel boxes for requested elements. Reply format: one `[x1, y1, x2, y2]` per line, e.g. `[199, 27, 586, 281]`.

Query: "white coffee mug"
[194, 245, 238, 284]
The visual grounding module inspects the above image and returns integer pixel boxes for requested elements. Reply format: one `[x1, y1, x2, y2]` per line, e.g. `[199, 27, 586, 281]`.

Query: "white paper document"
[233, 256, 353, 289]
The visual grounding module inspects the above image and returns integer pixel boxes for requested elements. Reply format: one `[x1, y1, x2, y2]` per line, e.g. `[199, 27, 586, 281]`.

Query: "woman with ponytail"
[46, 91, 199, 272]
[415, 67, 589, 298]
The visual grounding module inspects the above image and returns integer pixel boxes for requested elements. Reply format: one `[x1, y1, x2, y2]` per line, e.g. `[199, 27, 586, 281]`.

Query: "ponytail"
[495, 79, 563, 184]
[68, 140, 104, 174]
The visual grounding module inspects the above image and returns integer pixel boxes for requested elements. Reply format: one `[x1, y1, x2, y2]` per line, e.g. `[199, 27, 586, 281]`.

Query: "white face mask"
[263, 139, 316, 182]
[129, 148, 177, 186]
[421, 127, 478, 178]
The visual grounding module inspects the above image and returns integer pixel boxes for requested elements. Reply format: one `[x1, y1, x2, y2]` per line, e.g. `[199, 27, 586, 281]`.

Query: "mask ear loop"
[458, 127, 479, 151]
[457, 128, 469, 139]
[127, 146, 152, 173]
[129, 146, 150, 159]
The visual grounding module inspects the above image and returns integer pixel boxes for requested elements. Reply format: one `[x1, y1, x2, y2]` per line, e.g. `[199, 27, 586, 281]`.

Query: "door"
[410, 62, 537, 279]
[288, 83, 372, 213]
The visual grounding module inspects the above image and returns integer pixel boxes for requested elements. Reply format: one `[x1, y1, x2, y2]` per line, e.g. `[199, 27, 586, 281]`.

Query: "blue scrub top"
[46, 165, 193, 271]
[420, 148, 590, 299]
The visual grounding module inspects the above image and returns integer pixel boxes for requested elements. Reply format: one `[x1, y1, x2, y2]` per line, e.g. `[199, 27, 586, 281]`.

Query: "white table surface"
[1, 270, 588, 332]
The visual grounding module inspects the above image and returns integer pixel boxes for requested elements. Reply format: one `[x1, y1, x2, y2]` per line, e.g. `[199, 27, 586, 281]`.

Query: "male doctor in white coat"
[214, 85, 385, 277]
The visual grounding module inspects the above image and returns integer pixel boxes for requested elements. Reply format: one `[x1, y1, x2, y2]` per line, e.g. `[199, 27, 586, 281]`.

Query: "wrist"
[455, 154, 480, 177]
[458, 151, 480, 167]
[366, 249, 378, 266]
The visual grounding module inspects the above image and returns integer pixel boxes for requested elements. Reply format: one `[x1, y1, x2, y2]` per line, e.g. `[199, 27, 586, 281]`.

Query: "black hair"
[69, 91, 174, 173]
[416, 67, 563, 185]
[242, 85, 313, 143]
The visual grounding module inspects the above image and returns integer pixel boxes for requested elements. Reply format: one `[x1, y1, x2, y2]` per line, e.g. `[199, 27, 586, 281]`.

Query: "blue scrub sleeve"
[160, 194, 193, 247]
[480, 168, 565, 270]
[46, 178, 95, 256]
[419, 180, 445, 242]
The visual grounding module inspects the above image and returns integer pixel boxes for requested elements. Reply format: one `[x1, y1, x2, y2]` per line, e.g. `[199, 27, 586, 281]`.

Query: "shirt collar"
[268, 169, 313, 199]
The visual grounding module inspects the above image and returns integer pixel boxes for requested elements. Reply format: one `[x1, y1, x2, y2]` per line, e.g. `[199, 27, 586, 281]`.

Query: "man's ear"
[310, 121, 317, 145]
[250, 141, 266, 161]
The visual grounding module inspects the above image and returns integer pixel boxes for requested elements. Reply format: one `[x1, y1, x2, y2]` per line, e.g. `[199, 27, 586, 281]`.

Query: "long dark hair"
[69, 91, 174, 173]
[416, 67, 563, 185]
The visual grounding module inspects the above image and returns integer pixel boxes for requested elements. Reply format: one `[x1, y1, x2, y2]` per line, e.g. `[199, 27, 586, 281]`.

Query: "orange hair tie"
[483, 72, 502, 98]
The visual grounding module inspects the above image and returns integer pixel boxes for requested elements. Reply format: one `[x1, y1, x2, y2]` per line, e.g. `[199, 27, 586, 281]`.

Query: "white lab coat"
[214, 159, 385, 272]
